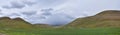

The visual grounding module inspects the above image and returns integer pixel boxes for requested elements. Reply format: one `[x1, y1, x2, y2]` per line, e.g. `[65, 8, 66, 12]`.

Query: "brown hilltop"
[96, 10, 120, 15]
[95, 10, 120, 20]
[12, 18, 25, 21]
[66, 10, 120, 28]
[0, 17, 30, 23]
[0, 17, 53, 28]
[0, 17, 33, 28]
[0, 17, 11, 20]
[0, 17, 25, 21]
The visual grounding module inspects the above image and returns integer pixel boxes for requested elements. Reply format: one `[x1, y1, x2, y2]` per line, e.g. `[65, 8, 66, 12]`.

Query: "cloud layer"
[0, 0, 119, 25]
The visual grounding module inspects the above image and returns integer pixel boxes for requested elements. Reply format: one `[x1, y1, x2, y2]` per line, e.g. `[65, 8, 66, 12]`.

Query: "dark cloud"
[41, 8, 53, 16]
[2, 6, 11, 9]
[36, 0, 66, 7]
[41, 8, 53, 12]
[32, 16, 46, 20]
[6, 13, 20, 17]
[2, 1, 37, 9]
[42, 12, 52, 16]
[2, 2, 25, 9]
[21, 11, 37, 16]
[22, 1, 36, 6]
[10, 2, 25, 9]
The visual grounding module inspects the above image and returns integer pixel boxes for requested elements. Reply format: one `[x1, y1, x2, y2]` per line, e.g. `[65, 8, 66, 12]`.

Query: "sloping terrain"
[0, 17, 33, 29]
[66, 10, 120, 28]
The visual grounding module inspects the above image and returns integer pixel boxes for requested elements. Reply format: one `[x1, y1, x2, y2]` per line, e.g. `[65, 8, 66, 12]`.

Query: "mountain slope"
[0, 17, 33, 29]
[66, 10, 120, 28]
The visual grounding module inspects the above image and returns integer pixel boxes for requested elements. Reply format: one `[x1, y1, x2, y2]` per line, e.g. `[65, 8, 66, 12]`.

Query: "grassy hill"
[0, 17, 33, 29]
[66, 10, 120, 28]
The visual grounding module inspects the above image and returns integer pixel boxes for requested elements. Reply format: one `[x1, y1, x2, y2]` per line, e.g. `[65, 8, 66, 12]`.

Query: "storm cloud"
[2, 2, 25, 9]
[22, 1, 36, 6]
[21, 11, 37, 16]
[41, 8, 53, 16]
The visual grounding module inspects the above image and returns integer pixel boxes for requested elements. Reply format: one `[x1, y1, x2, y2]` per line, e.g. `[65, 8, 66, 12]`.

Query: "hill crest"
[66, 10, 120, 28]
[0, 17, 53, 28]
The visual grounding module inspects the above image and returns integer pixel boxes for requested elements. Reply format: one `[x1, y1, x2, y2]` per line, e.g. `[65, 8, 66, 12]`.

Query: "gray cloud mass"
[41, 8, 53, 16]
[21, 11, 37, 16]
[22, 1, 36, 6]
[2, 2, 25, 9]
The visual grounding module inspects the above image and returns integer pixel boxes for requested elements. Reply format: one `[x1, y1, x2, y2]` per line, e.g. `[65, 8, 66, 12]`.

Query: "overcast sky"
[0, 0, 119, 25]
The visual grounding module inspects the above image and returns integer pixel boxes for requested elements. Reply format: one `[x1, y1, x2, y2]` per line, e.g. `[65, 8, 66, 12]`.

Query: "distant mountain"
[65, 10, 120, 28]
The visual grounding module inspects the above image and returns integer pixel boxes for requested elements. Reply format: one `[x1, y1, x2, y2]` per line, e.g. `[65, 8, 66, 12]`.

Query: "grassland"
[0, 28, 120, 35]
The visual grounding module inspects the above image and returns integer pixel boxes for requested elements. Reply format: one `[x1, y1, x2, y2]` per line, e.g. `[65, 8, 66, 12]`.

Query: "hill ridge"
[0, 17, 11, 20]
[0, 17, 53, 28]
[66, 10, 120, 28]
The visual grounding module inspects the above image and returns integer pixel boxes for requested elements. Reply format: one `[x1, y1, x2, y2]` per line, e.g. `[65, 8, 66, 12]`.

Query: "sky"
[0, 0, 119, 25]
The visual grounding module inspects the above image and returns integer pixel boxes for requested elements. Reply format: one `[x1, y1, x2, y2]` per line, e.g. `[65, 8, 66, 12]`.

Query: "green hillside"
[66, 10, 120, 28]
[0, 17, 33, 29]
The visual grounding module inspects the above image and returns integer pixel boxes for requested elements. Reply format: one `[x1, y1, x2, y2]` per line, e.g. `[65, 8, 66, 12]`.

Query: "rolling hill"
[66, 10, 120, 28]
[0, 17, 33, 29]
[0, 17, 52, 29]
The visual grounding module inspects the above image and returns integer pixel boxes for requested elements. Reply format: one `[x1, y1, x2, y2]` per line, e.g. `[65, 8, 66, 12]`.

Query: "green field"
[0, 28, 120, 35]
